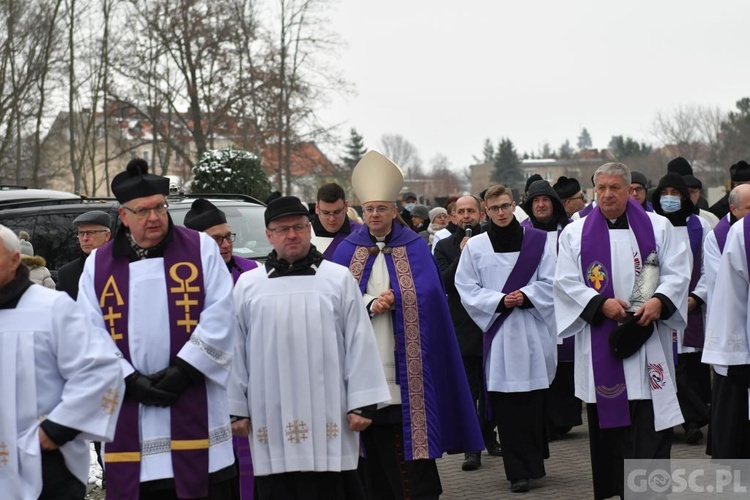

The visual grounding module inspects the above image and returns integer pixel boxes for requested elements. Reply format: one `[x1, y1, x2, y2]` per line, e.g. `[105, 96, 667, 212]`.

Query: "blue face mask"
[404, 203, 415, 212]
[660, 195, 682, 213]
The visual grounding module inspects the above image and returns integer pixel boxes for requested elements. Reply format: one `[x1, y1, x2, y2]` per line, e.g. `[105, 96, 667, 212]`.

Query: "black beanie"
[553, 176, 581, 199]
[264, 196, 310, 227]
[184, 199, 227, 231]
[111, 158, 169, 204]
[667, 157, 694, 177]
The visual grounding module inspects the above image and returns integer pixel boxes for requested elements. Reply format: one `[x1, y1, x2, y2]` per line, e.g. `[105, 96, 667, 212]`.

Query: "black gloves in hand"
[727, 364, 750, 389]
[124, 371, 178, 407]
[149, 358, 204, 399]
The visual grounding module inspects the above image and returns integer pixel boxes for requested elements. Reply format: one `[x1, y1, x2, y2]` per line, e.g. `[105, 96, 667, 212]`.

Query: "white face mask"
[660, 195, 682, 213]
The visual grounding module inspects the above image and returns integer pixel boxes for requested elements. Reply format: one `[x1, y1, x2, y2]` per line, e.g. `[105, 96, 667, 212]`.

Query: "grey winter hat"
[411, 204, 430, 220]
[18, 230, 34, 256]
[73, 210, 111, 228]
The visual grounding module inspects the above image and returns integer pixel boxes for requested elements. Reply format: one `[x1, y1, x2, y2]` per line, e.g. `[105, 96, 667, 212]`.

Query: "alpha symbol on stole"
[99, 275, 124, 341]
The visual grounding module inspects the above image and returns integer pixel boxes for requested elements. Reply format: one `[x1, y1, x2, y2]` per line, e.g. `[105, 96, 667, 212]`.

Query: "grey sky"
[322, 1, 750, 169]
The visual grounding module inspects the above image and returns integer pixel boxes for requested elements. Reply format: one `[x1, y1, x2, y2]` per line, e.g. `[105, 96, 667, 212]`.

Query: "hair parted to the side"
[484, 184, 514, 202]
[0, 224, 21, 254]
[316, 183, 346, 203]
[594, 162, 632, 187]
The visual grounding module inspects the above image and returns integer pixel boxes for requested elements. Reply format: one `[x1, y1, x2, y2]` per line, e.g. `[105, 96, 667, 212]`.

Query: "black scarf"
[0, 264, 32, 309]
[486, 217, 523, 253]
[264, 246, 325, 278]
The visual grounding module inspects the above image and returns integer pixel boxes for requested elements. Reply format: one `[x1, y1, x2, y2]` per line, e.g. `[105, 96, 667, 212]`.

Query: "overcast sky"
[321, 0, 750, 170]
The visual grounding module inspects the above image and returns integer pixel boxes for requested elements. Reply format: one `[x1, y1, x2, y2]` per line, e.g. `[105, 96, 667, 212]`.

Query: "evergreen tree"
[559, 139, 573, 159]
[341, 128, 367, 170]
[492, 138, 523, 185]
[482, 138, 495, 163]
[608, 135, 652, 158]
[577, 128, 592, 150]
[719, 97, 750, 167]
[192, 147, 272, 199]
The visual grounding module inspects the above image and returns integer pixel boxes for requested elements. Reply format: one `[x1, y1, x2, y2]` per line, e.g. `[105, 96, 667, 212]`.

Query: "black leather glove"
[125, 371, 179, 407]
[150, 358, 204, 399]
[727, 364, 750, 389]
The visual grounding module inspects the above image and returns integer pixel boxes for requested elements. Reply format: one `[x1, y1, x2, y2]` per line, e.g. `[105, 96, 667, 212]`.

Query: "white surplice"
[0, 286, 124, 499]
[228, 260, 390, 476]
[702, 214, 732, 375]
[310, 227, 334, 255]
[77, 232, 236, 483]
[455, 232, 557, 392]
[554, 212, 690, 407]
[702, 220, 750, 369]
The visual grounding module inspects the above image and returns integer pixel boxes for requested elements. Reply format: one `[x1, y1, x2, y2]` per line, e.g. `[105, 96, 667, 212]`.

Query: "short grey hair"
[728, 184, 750, 208]
[593, 162, 632, 187]
[0, 224, 21, 254]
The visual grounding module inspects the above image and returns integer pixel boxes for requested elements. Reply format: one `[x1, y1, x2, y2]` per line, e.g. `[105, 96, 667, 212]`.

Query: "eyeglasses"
[487, 203, 514, 213]
[363, 205, 392, 215]
[211, 232, 236, 244]
[267, 223, 309, 235]
[320, 207, 346, 218]
[122, 203, 169, 219]
[77, 229, 109, 238]
[567, 194, 586, 202]
[630, 186, 645, 194]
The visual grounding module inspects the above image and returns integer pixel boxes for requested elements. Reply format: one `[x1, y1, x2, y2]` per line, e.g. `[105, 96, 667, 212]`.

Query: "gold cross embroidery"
[103, 306, 123, 341]
[101, 388, 120, 415]
[0, 442, 9, 468]
[176, 294, 199, 333]
[589, 265, 605, 291]
[285, 420, 309, 444]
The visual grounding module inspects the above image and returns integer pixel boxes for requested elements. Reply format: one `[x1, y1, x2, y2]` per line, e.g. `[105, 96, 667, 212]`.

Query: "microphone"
[465, 227, 472, 239]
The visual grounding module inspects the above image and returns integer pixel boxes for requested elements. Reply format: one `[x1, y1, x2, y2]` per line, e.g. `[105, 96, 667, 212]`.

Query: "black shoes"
[685, 425, 704, 444]
[461, 452, 482, 471]
[510, 479, 529, 493]
[485, 440, 503, 457]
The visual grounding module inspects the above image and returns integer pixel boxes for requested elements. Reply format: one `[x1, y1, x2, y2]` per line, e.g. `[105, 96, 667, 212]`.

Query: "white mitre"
[352, 150, 404, 203]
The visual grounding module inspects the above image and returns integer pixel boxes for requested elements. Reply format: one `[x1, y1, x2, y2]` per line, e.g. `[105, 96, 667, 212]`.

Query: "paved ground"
[436, 416, 709, 499]
[86, 416, 710, 499]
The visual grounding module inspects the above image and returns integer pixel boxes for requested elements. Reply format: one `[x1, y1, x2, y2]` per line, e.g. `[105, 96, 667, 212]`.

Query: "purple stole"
[229, 255, 256, 500]
[683, 215, 705, 348]
[577, 202, 595, 218]
[230, 255, 258, 283]
[322, 221, 362, 260]
[714, 215, 731, 253]
[95, 227, 209, 500]
[482, 228, 546, 417]
[745, 216, 750, 286]
[581, 198, 656, 428]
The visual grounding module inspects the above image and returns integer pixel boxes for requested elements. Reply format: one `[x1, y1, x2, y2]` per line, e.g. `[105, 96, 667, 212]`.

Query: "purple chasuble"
[714, 215, 731, 253]
[95, 227, 210, 499]
[581, 198, 656, 429]
[683, 215, 705, 348]
[332, 222, 484, 460]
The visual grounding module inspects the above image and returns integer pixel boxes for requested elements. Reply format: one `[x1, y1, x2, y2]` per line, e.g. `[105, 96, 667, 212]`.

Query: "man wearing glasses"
[553, 176, 587, 218]
[311, 182, 361, 259]
[184, 198, 258, 282]
[77, 158, 237, 499]
[57, 210, 112, 300]
[229, 196, 389, 499]
[333, 151, 483, 500]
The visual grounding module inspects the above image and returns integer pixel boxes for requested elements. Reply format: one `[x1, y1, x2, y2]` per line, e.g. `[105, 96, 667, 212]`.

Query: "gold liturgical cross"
[590, 266, 605, 291]
[285, 420, 309, 444]
[176, 293, 199, 333]
[101, 388, 120, 415]
[103, 306, 123, 341]
[0, 442, 9, 467]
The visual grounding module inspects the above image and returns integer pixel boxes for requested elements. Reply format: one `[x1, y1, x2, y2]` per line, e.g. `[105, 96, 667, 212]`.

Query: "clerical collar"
[486, 217, 523, 253]
[264, 246, 325, 278]
[312, 216, 351, 237]
[368, 229, 393, 244]
[0, 264, 32, 309]
[606, 214, 629, 230]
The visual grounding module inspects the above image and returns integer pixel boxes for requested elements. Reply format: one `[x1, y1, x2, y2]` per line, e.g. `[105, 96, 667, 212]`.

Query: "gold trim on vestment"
[349, 246, 370, 283]
[105, 452, 141, 462]
[171, 439, 210, 450]
[390, 246, 429, 460]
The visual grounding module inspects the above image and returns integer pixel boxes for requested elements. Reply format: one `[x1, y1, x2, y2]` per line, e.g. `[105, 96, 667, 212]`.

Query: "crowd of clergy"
[2, 151, 750, 500]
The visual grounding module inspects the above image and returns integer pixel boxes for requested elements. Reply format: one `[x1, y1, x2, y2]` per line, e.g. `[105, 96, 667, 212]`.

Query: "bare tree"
[651, 104, 725, 165]
[379, 133, 423, 176]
